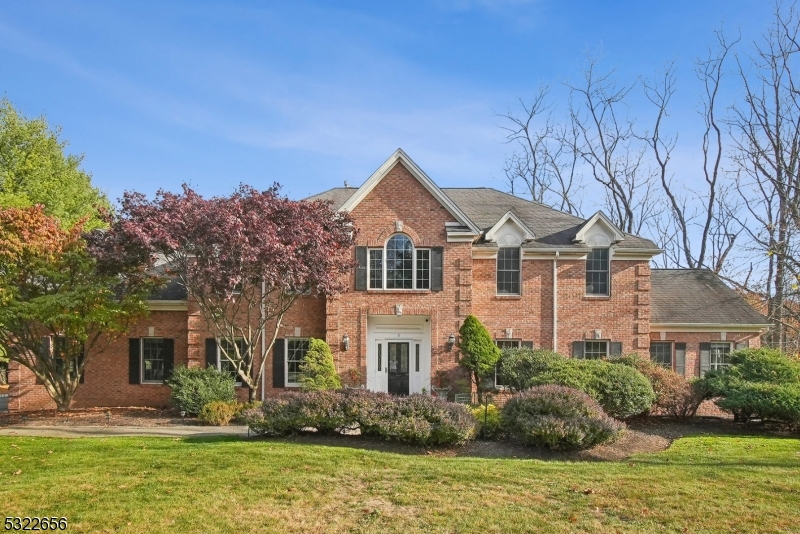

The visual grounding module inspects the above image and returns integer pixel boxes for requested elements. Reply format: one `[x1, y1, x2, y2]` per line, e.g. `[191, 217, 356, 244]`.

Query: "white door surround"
[366, 315, 431, 394]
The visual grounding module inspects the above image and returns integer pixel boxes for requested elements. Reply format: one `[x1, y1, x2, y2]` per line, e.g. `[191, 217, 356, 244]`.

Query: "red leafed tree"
[114, 184, 356, 399]
[0, 206, 158, 410]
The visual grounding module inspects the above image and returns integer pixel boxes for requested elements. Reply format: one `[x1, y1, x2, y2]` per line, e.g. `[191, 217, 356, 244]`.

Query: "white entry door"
[366, 315, 431, 394]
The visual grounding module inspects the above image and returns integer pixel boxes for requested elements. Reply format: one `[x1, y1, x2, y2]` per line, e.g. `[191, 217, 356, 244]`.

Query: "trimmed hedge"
[702, 348, 800, 423]
[241, 390, 477, 446]
[166, 366, 236, 416]
[198, 400, 239, 426]
[300, 338, 342, 391]
[502, 385, 624, 450]
[499, 349, 655, 418]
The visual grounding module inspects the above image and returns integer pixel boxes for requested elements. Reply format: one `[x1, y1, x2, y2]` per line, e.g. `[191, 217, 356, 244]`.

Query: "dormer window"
[368, 234, 430, 290]
[586, 248, 610, 296]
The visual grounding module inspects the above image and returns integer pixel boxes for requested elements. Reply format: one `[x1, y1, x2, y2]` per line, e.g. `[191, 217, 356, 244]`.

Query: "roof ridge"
[443, 187, 588, 223]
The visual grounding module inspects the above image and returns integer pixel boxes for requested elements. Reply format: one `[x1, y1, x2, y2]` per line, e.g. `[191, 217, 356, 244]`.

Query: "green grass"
[1, 434, 799, 533]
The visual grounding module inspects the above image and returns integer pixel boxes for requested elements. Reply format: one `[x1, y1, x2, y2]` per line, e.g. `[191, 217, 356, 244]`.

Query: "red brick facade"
[6, 159, 767, 411]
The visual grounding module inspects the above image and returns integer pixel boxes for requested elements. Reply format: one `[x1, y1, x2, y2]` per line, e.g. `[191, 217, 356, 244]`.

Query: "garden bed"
[1, 406, 793, 461]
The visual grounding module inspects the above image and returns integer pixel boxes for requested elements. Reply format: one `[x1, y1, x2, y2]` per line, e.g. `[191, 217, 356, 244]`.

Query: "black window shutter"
[699, 342, 711, 376]
[36, 337, 51, 385]
[572, 341, 584, 359]
[163, 339, 175, 382]
[675, 342, 687, 376]
[610, 342, 622, 357]
[521, 341, 534, 349]
[431, 247, 444, 291]
[78, 348, 85, 384]
[129, 338, 140, 385]
[273, 338, 285, 388]
[355, 246, 367, 291]
[205, 338, 218, 368]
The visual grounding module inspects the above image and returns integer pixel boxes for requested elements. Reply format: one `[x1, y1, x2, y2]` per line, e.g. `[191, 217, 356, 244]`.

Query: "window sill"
[495, 295, 522, 299]
[140, 381, 167, 385]
[583, 295, 611, 301]
[366, 289, 432, 294]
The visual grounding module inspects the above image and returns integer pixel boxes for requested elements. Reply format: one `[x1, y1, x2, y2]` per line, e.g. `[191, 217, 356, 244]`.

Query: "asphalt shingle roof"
[650, 269, 769, 325]
[307, 186, 658, 250]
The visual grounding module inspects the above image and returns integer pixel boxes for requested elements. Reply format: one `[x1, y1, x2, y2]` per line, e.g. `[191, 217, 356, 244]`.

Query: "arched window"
[367, 234, 430, 290]
[386, 234, 414, 289]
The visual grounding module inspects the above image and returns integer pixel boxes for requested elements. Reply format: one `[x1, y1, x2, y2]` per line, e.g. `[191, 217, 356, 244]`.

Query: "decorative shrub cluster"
[199, 400, 239, 426]
[611, 355, 710, 419]
[502, 385, 624, 450]
[241, 390, 477, 446]
[702, 348, 800, 424]
[499, 349, 655, 418]
[471, 403, 503, 439]
[166, 366, 236, 415]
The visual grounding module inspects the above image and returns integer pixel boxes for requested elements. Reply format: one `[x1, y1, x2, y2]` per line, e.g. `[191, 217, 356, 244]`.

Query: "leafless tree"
[500, 87, 582, 214]
[564, 57, 661, 235]
[729, 2, 800, 348]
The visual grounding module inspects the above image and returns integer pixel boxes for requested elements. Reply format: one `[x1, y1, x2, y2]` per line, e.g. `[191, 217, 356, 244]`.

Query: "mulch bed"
[0, 407, 794, 461]
[0, 407, 200, 427]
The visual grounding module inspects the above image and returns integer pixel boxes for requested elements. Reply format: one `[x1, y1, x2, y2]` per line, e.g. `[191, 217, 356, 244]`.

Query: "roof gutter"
[650, 323, 773, 333]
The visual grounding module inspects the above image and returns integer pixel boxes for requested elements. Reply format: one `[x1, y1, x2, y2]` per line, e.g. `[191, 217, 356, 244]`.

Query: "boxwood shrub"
[241, 390, 477, 446]
[702, 348, 800, 423]
[502, 385, 624, 450]
[499, 348, 655, 418]
[166, 366, 236, 415]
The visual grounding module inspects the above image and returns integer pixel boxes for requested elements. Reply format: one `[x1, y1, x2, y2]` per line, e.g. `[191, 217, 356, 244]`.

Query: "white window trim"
[494, 339, 521, 389]
[585, 247, 611, 297]
[366, 234, 430, 291]
[216, 338, 244, 386]
[584, 340, 609, 359]
[496, 247, 522, 296]
[710, 341, 733, 371]
[649, 341, 673, 370]
[285, 337, 310, 388]
[140, 337, 167, 385]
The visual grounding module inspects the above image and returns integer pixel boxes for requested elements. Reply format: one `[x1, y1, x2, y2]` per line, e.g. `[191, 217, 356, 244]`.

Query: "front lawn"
[1, 434, 798, 533]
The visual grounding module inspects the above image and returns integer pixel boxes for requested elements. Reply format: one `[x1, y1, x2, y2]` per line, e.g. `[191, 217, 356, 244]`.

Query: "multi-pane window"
[286, 338, 310, 386]
[369, 249, 383, 289]
[416, 249, 430, 290]
[52, 336, 80, 378]
[494, 339, 521, 388]
[367, 234, 429, 290]
[710, 342, 731, 370]
[586, 248, 610, 295]
[386, 234, 414, 289]
[584, 341, 608, 359]
[649, 342, 672, 369]
[142, 338, 166, 383]
[218, 339, 247, 384]
[496, 248, 521, 295]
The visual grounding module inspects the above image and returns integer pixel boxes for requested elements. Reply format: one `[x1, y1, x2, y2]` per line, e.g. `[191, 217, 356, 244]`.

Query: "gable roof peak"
[574, 210, 625, 245]
[338, 149, 481, 234]
[484, 210, 536, 243]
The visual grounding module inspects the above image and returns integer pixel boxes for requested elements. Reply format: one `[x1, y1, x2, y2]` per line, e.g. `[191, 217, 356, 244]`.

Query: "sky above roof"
[0, 1, 773, 204]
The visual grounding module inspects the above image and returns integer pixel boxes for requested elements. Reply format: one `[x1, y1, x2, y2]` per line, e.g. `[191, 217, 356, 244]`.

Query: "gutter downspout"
[261, 280, 266, 402]
[553, 251, 559, 352]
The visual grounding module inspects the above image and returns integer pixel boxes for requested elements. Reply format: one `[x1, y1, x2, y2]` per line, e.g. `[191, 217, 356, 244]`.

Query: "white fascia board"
[484, 211, 535, 242]
[147, 300, 188, 311]
[612, 247, 663, 260]
[447, 233, 481, 243]
[339, 149, 481, 234]
[650, 323, 772, 333]
[521, 249, 591, 260]
[573, 211, 625, 244]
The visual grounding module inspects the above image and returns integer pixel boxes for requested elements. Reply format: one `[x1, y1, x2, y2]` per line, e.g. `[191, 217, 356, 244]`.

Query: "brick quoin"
[7, 160, 767, 411]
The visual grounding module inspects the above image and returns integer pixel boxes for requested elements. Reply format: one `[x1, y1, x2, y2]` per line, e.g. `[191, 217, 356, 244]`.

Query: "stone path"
[0, 425, 251, 438]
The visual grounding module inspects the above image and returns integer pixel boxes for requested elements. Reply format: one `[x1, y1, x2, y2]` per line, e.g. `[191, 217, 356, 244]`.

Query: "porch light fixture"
[447, 333, 456, 351]
[342, 334, 350, 351]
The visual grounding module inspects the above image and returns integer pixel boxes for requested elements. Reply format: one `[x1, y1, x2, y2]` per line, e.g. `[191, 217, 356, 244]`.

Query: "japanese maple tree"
[0, 206, 157, 410]
[114, 184, 356, 400]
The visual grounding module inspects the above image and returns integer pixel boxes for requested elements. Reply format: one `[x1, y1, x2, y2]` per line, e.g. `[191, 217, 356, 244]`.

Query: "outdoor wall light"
[342, 334, 350, 351]
[447, 333, 456, 351]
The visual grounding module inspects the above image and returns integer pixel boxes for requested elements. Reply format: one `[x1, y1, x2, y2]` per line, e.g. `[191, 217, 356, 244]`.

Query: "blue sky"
[0, 1, 773, 203]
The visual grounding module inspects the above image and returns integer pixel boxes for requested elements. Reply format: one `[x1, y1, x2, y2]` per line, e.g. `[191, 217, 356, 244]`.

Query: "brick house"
[5, 149, 771, 411]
